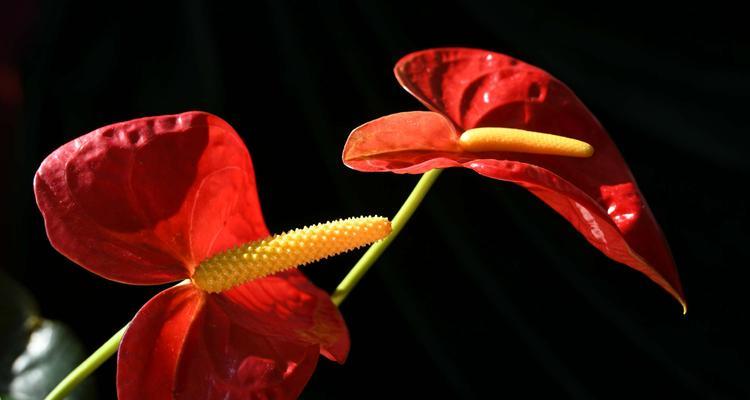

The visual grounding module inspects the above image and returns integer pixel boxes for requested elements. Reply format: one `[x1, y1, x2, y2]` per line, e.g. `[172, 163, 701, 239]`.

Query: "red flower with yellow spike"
[343, 48, 685, 310]
[34, 111, 391, 399]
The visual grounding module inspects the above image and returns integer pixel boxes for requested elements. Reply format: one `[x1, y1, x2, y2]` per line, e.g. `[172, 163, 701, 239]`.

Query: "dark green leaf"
[0, 273, 95, 400]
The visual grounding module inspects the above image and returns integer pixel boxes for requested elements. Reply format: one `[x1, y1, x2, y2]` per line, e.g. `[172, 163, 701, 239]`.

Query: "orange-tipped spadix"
[193, 216, 392, 293]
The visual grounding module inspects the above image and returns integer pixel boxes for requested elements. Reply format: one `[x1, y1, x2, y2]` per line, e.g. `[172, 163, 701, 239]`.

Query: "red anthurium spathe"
[343, 48, 685, 311]
[35, 111, 391, 399]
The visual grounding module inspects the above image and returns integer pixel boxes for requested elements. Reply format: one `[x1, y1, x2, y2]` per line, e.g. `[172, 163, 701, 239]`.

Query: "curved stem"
[44, 324, 128, 400]
[44, 169, 441, 399]
[331, 169, 442, 305]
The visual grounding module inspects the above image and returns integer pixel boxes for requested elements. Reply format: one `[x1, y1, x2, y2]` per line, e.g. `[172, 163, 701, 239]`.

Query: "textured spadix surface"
[194, 216, 392, 292]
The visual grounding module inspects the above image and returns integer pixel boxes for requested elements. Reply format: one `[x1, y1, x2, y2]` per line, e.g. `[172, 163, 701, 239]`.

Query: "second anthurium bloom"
[343, 48, 685, 311]
[34, 111, 391, 399]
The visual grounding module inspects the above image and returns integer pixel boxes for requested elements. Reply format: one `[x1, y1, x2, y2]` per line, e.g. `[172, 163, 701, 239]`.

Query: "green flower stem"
[44, 324, 127, 400]
[331, 169, 442, 305]
[45, 169, 441, 399]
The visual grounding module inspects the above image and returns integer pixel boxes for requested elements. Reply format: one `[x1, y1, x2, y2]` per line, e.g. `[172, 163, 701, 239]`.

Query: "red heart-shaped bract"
[117, 277, 347, 399]
[34, 112, 267, 284]
[343, 48, 685, 310]
[35, 111, 349, 399]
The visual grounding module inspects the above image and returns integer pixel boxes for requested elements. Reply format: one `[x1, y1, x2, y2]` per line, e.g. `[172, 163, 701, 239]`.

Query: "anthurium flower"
[34, 111, 392, 399]
[343, 48, 685, 310]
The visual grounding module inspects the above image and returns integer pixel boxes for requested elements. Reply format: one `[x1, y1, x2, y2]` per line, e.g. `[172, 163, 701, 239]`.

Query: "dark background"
[4, 1, 749, 398]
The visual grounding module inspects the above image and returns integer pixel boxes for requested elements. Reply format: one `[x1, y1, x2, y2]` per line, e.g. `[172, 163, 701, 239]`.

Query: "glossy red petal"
[34, 111, 268, 285]
[215, 270, 350, 363]
[343, 111, 461, 171]
[174, 297, 320, 400]
[117, 284, 320, 399]
[117, 284, 204, 399]
[466, 159, 684, 310]
[347, 48, 683, 307]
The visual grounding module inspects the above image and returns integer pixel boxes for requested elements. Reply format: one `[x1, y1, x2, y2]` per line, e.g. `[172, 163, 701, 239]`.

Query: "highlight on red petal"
[174, 298, 320, 400]
[215, 270, 350, 363]
[466, 159, 685, 311]
[395, 48, 555, 130]
[353, 47, 684, 309]
[117, 284, 205, 399]
[117, 284, 321, 399]
[343, 111, 467, 173]
[34, 111, 268, 285]
[343, 111, 460, 167]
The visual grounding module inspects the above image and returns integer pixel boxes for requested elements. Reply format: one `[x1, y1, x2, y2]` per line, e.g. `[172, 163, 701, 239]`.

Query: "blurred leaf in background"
[0, 272, 94, 400]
